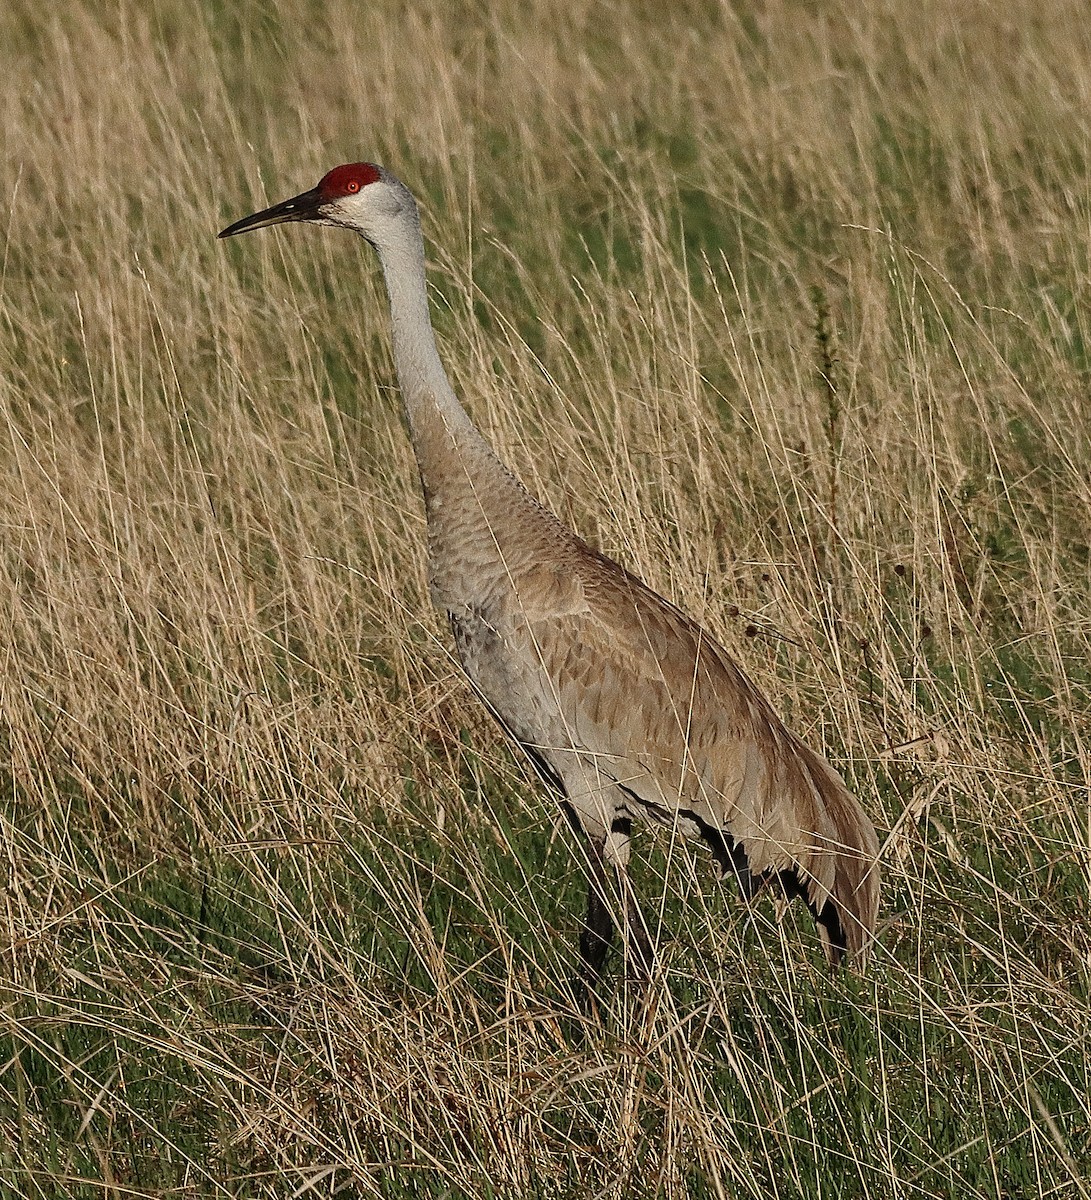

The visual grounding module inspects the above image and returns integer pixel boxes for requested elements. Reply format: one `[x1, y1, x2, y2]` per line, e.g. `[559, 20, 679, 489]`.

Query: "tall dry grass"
[1, 0, 1090, 1195]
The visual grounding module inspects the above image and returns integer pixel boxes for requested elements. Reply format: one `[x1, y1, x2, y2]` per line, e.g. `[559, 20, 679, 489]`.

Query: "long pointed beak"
[218, 186, 325, 238]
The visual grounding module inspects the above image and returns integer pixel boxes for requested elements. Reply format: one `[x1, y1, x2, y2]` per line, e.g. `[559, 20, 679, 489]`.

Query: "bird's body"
[220, 163, 880, 982]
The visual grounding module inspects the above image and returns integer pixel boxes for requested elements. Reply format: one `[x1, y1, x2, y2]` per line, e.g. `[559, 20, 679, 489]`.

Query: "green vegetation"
[1, 0, 1090, 1194]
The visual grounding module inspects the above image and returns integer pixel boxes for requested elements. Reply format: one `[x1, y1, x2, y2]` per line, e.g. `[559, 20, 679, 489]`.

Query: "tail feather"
[796, 745, 880, 963]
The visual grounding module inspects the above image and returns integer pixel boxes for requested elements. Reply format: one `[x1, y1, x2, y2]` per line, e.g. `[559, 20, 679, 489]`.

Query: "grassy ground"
[2, 0, 1091, 1195]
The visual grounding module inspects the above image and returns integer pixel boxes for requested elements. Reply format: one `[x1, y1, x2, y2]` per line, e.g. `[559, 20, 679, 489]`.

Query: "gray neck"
[372, 213, 483, 465]
[367, 195, 559, 573]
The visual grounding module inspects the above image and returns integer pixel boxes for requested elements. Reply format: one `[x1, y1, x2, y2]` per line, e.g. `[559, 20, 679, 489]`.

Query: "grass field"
[3, 0, 1091, 1195]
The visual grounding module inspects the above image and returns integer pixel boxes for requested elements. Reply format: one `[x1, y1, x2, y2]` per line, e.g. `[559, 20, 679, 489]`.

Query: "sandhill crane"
[219, 163, 880, 991]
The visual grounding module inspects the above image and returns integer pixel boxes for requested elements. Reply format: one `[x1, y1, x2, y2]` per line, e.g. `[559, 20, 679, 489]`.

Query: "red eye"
[318, 163, 381, 198]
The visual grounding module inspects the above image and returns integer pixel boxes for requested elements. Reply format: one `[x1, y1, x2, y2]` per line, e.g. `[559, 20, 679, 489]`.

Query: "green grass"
[2, 0, 1091, 1195]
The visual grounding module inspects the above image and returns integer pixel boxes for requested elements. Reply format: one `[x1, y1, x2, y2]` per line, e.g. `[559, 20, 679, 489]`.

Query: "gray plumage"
[220, 162, 881, 985]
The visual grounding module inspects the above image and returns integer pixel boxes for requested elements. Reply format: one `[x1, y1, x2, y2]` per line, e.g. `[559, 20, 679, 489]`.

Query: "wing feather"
[512, 549, 879, 960]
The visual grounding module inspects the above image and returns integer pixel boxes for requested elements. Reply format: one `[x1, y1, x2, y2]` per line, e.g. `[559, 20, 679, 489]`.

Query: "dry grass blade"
[1, 0, 1090, 1196]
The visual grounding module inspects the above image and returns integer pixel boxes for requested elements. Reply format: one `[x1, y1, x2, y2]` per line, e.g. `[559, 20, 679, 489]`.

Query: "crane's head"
[218, 162, 414, 245]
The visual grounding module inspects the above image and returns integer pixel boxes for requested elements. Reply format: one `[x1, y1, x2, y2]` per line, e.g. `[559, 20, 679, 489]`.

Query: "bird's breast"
[443, 561, 586, 757]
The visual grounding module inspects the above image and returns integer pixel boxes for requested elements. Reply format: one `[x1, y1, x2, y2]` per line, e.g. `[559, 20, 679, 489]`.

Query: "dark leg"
[560, 802, 617, 991]
[565, 805, 657, 1008]
[579, 839, 615, 983]
[569, 831, 616, 1014]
